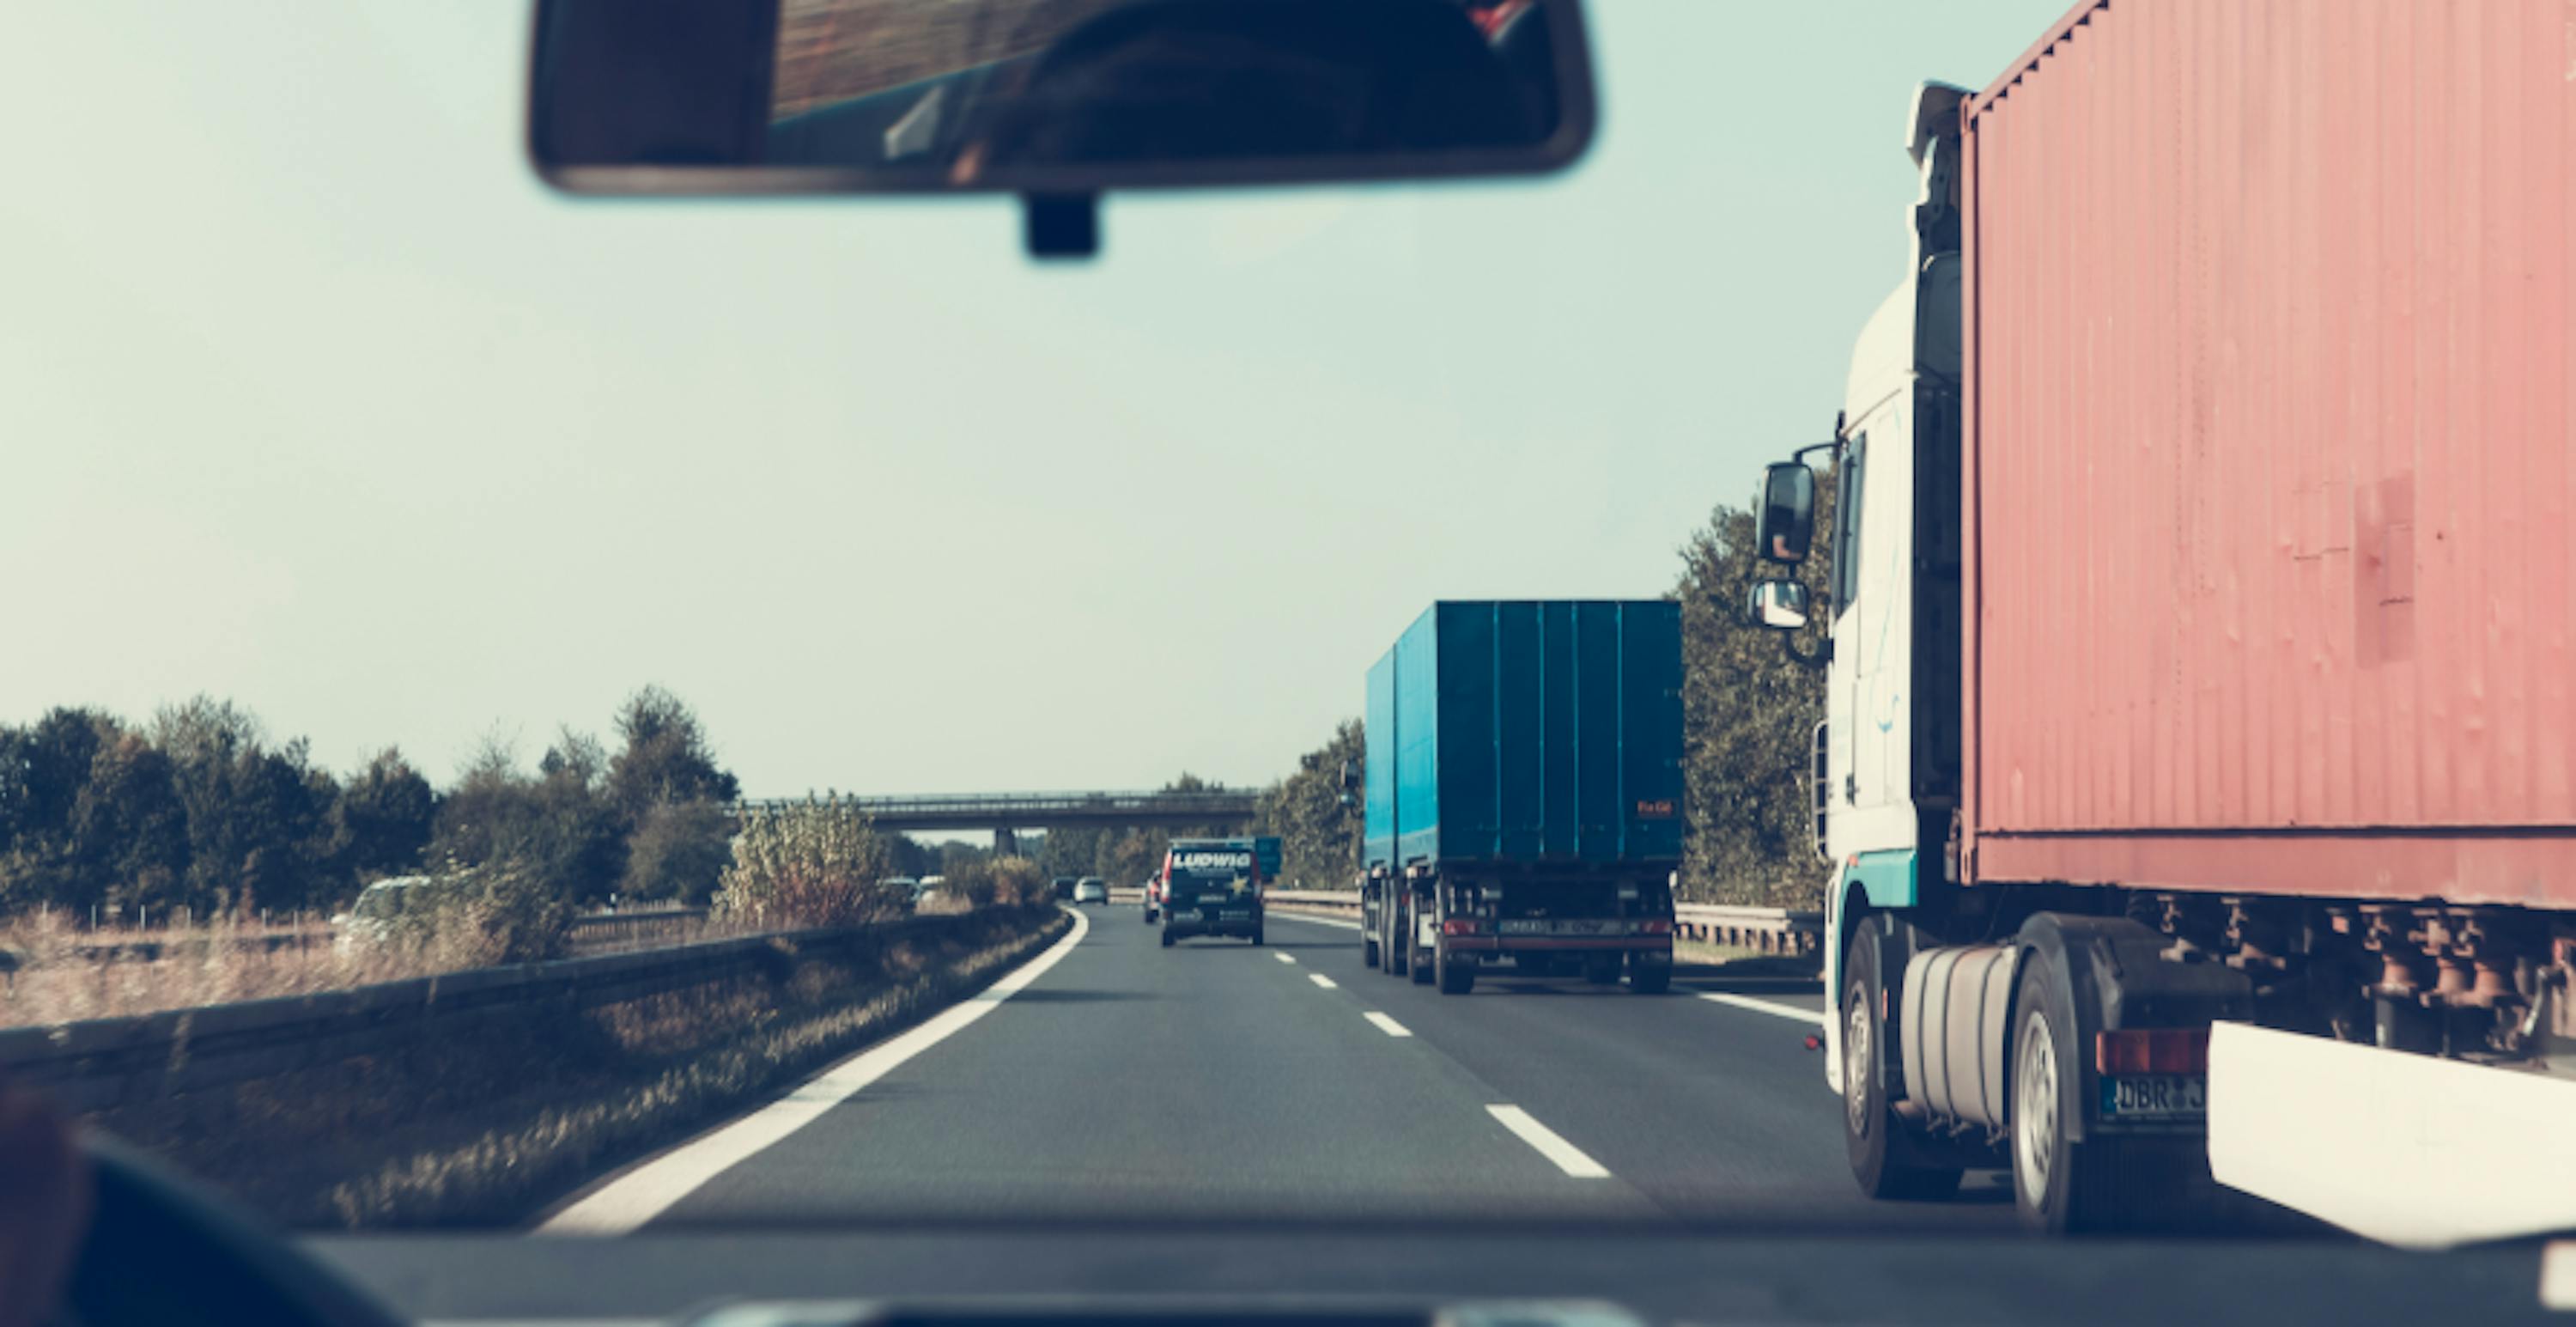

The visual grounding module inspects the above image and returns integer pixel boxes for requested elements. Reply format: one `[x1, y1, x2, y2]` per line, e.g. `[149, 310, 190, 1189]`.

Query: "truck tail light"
[1638, 918, 1673, 935]
[2095, 1027, 2208, 1075]
[1441, 918, 1481, 936]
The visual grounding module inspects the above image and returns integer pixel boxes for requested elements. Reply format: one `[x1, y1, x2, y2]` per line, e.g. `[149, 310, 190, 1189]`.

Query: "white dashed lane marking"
[1486, 1105, 1612, 1179]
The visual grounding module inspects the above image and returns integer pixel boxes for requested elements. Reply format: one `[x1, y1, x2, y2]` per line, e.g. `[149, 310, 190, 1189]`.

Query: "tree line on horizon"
[4, 484, 1834, 924]
[0, 685, 741, 923]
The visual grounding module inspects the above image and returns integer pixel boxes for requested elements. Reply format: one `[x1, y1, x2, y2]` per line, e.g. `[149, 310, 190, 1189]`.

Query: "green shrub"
[619, 801, 734, 905]
[986, 855, 1048, 908]
[374, 860, 574, 967]
[714, 796, 899, 928]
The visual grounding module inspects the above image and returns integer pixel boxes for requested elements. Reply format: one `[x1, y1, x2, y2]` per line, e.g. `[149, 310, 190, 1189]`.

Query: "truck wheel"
[1364, 935, 1381, 969]
[1842, 925, 1964, 1201]
[1627, 959, 1671, 995]
[2010, 960, 2120, 1233]
[1437, 947, 1474, 995]
[1250, 928, 1265, 947]
[1386, 910, 1409, 977]
[1410, 944, 1435, 984]
[1160, 928, 1176, 948]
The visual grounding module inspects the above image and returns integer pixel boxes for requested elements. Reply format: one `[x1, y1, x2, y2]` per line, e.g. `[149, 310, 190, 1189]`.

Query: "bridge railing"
[738, 790, 1257, 819]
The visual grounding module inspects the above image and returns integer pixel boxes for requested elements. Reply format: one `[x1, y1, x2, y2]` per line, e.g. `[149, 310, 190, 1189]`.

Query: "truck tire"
[2010, 959, 2120, 1234]
[1160, 928, 1176, 948]
[1627, 959, 1671, 995]
[1842, 925, 1964, 1202]
[1364, 934, 1381, 968]
[1437, 947, 1474, 995]
[1250, 927, 1265, 947]
[1411, 943, 1435, 984]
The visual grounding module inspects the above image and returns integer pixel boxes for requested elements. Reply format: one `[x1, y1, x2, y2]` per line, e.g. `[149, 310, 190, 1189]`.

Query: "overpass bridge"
[738, 789, 1257, 854]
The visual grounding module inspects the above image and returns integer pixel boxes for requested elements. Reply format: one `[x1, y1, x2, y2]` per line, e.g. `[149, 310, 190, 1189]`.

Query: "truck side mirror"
[1756, 462, 1818, 563]
[1747, 580, 1812, 631]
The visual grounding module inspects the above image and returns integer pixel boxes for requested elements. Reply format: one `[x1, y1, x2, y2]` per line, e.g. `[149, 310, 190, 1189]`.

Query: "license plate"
[1499, 920, 1607, 935]
[1218, 910, 1250, 919]
[2099, 1074, 2206, 1119]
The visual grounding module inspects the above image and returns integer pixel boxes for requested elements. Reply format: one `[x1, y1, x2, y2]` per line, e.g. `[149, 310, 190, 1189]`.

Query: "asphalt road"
[317, 908, 2536, 1324]
[602, 906, 2016, 1235]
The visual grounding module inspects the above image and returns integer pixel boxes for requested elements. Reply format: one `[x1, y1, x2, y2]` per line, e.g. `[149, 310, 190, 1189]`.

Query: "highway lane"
[642, 905, 1656, 1227]
[314, 905, 2407, 1323]
[1257, 914, 2017, 1231]
[585, 904, 2010, 1236]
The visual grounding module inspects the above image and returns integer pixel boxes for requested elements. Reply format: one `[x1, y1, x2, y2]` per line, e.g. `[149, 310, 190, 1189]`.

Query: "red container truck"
[1745, 0, 2575, 1240]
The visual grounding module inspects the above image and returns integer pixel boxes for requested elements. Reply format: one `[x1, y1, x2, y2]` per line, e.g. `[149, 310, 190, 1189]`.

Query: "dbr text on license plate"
[2099, 1074, 2206, 1119]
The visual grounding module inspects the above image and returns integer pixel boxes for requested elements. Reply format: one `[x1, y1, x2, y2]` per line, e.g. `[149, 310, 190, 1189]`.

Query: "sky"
[0, 1, 2069, 798]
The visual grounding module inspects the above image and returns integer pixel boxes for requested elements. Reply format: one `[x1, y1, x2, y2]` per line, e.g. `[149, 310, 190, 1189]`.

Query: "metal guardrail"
[39, 909, 714, 966]
[564, 907, 710, 947]
[1262, 889, 1362, 918]
[1175, 890, 1820, 956]
[1675, 904, 1823, 957]
[0, 911, 1030, 1116]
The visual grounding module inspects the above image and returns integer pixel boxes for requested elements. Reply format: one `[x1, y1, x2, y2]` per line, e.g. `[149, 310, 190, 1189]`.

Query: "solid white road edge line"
[1363, 1012, 1413, 1038]
[537, 905, 1093, 1237]
[1485, 1105, 1612, 1179]
[1308, 973, 1338, 989]
[1695, 990, 1825, 1026]
[1273, 953, 1297, 965]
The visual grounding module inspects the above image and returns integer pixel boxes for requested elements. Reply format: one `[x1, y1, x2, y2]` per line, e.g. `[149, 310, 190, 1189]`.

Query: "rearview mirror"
[529, 0, 1597, 253]
[1756, 462, 1817, 564]
[1747, 580, 1811, 632]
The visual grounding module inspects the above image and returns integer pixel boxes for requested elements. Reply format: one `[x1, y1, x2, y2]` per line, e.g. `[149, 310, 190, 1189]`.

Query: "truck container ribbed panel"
[1365, 600, 1681, 872]
[1961, 0, 2576, 907]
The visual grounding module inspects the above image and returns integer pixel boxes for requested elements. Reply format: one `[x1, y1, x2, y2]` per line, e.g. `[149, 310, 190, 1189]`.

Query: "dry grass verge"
[0, 910, 772, 1027]
[2, 912, 460, 1027]
[87, 906, 1068, 1228]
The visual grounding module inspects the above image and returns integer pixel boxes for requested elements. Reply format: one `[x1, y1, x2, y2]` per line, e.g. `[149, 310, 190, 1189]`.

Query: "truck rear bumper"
[1443, 937, 1672, 955]
[1164, 917, 1261, 940]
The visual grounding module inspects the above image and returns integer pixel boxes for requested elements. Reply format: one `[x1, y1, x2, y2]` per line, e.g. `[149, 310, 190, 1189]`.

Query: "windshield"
[9, 3, 2561, 1322]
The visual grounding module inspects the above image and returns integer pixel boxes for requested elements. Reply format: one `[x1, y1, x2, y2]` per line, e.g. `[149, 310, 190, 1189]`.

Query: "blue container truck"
[1358, 601, 1683, 995]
